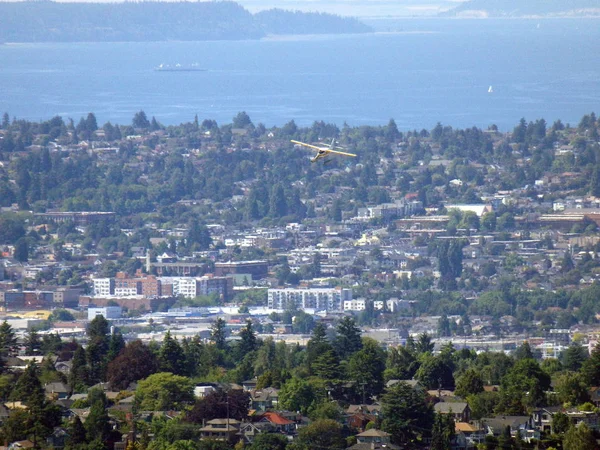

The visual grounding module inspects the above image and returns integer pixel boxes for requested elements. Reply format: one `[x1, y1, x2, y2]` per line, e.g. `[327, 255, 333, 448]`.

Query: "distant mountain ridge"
[0, 1, 372, 43]
[442, 0, 600, 17]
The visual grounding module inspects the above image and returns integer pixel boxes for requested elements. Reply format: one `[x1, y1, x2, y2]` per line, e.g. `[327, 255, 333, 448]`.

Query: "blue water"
[0, 18, 599, 131]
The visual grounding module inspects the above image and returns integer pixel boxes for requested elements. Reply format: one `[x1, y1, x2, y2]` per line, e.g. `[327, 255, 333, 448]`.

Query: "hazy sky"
[13, 0, 468, 18]
[235, 0, 467, 16]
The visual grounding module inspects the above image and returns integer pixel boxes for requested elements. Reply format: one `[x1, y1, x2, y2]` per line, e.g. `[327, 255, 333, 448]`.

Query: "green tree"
[232, 111, 252, 128]
[0, 320, 19, 357]
[135, 372, 195, 411]
[14, 237, 28, 262]
[554, 372, 590, 405]
[186, 389, 250, 424]
[563, 423, 596, 450]
[278, 377, 317, 415]
[292, 419, 345, 450]
[86, 315, 110, 383]
[159, 331, 187, 376]
[581, 343, 600, 385]
[248, 433, 288, 450]
[23, 329, 42, 356]
[347, 337, 386, 401]
[562, 341, 588, 371]
[455, 369, 484, 398]
[84, 389, 113, 444]
[334, 316, 363, 360]
[69, 345, 88, 392]
[237, 320, 258, 356]
[431, 412, 454, 450]
[382, 381, 434, 446]
[384, 345, 419, 381]
[210, 318, 227, 351]
[132, 110, 151, 129]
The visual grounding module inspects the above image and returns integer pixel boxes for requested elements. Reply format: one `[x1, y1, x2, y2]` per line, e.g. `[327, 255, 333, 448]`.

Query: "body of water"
[1, 18, 599, 131]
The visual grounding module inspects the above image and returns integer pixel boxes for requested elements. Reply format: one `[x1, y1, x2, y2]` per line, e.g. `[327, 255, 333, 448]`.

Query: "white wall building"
[268, 287, 352, 312]
[93, 278, 114, 296]
[344, 299, 366, 311]
[88, 306, 122, 320]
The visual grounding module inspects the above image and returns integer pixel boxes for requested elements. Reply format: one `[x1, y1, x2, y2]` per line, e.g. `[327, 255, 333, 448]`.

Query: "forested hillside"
[443, 0, 600, 17]
[0, 1, 371, 43]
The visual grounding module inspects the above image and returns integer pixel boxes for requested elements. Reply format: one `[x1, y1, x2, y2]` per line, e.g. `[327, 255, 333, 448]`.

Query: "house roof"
[261, 412, 294, 425]
[434, 402, 468, 414]
[456, 422, 479, 433]
[482, 416, 531, 431]
[356, 429, 390, 438]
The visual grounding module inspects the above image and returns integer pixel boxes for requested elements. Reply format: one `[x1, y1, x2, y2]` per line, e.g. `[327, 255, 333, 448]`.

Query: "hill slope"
[442, 0, 600, 17]
[0, 1, 372, 43]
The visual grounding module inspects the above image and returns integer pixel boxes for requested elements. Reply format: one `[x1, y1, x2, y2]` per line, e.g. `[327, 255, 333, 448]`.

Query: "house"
[589, 386, 600, 406]
[346, 412, 376, 432]
[238, 421, 272, 444]
[199, 418, 241, 441]
[531, 406, 561, 433]
[454, 422, 483, 449]
[7, 441, 34, 450]
[346, 404, 382, 417]
[565, 409, 600, 430]
[46, 427, 69, 449]
[434, 402, 471, 423]
[45, 382, 71, 400]
[481, 416, 539, 442]
[347, 429, 401, 450]
[258, 411, 295, 433]
[242, 378, 257, 391]
[250, 389, 278, 411]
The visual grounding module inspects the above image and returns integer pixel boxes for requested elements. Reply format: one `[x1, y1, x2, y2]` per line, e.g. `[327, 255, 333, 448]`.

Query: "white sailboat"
[488, 85, 494, 93]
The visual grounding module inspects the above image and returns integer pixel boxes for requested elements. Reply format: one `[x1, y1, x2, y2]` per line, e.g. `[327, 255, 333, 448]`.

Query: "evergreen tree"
[0, 320, 19, 357]
[86, 315, 110, 383]
[24, 329, 42, 356]
[69, 344, 88, 392]
[14, 237, 29, 262]
[210, 318, 228, 350]
[431, 413, 454, 450]
[238, 320, 258, 356]
[562, 341, 589, 371]
[382, 381, 434, 445]
[268, 183, 288, 218]
[85, 389, 113, 444]
[132, 110, 150, 129]
[334, 316, 363, 360]
[158, 331, 187, 376]
[66, 416, 87, 447]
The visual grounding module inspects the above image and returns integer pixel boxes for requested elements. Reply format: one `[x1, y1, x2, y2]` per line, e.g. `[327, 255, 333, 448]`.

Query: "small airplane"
[291, 138, 357, 163]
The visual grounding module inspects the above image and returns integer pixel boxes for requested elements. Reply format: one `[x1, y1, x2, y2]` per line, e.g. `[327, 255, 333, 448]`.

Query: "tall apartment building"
[158, 276, 234, 300]
[93, 278, 115, 296]
[267, 287, 352, 312]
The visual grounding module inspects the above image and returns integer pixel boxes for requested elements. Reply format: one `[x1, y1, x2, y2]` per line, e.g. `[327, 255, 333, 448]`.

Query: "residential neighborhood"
[1, 111, 600, 448]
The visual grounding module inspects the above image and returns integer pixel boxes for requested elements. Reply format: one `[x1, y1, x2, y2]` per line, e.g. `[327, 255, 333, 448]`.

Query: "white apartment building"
[343, 299, 366, 311]
[159, 277, 199, 298]
[93, 278, 114, 296]
[268, 287, 352, 312]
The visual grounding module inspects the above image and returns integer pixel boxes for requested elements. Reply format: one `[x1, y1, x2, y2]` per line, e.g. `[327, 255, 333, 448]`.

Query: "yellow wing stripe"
[290, 140, 325, 151]
[291, 140, 356, 157]
[326, 149, 357, 157]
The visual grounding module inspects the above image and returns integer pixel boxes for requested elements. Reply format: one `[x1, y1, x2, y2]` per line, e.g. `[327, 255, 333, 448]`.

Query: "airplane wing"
[324, 149, 357, 157]
[290, 140, 327, 151]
